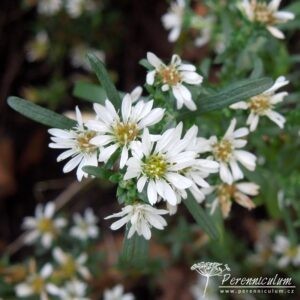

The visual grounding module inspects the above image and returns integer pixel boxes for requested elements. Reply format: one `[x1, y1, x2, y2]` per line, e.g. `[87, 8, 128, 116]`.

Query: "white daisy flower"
[161, 0, 185, 42]
[22, 202, 66, 249]
[58, 279, 89, 300]
[105, 204, 168, 240]
[65, 0, 85, 18]
[53, 247, 91, 280]
[146, 52, 203, 111]
[86, 87, 164, 169]
[70, 208, 99, 241]
[272, 235, 300, 268]
[49, 106, 99, 181]
[103, 284, 135, 300]
[240, 0, 295, 39]
[37, 0, 62, 16]
[230, 76, 289, 131]
[206, 119, 257, 184]
[124, 124, 198, 206]
[26, 31, 49, 62]
[204, 181, 259, 218]
[15, 263, 60, 300]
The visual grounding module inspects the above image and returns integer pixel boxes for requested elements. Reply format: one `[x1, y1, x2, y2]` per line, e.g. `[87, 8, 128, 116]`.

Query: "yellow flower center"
[249, 94, 272, 115]
[285, 247, 298, 258]
[158, 66, 181, 86]
[143, 155, 168, 179]
[31, 276, 45, 294]
[76, 131, 97, 153]
[253, 2, 275, 24]
[217, 184, 236, 200]
[37, 218, 55, 234]
[113, 122, 139, 145]
[213, 139, 233, 162]
[62, 258, 77, 278]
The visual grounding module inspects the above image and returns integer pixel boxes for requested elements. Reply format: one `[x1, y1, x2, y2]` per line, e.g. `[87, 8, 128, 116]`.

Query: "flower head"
[146, 52, 203, 111]
[15, 263, 60, 299]
[240, 0, 295, 39]
[230, 76, 289, 131]
[205, 119, 256, 184]
[38, 0, 62, 16]
[272, 235, 300, 268]
[49, 106, 99, 181]
[124, 124, 198, 206]
[22, 202, 66, 248]
[161, 0, 185, 42]
[58, 279, 89, 300]
[70, 208, 99, 241]
[205, 181, 259, 218]
[53, 248, 91, 280]
[103, 284, 135, 300]
[105, 204, 168, 240]
[26, 31, 49, 62]
[87, 87, 164, 168]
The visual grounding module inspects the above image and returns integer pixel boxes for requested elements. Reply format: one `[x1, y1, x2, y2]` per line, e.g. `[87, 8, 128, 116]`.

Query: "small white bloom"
[58, 279, 89, 300]
[239, 0, 295, 39]
[146, 52, 203, 111]
[65, 0, 85, 18]
[273, 235, 300, 268]
[38, 0, 62, 16]
[105, 204, 168, 240]
[87, 88, 164, 169]
[124, 124, 198, 206]
[230, 76, 289, 131]
[15, 263, 60, 299]
[70, 44, 105, 71]
[26, 31, 49, 62]
[53, 248, 91, 280]
[22, 202, 66, 248]
[49, 106, 99, 181]
[70, 208, 99, 241]
[205, 181, 259, 218]
[161, 0, 185, 42]
[205, 119, 256, 184]
[103, 284, 135, 300]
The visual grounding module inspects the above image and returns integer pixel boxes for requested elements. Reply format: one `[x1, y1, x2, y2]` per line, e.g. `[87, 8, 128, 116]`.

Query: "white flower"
[230, 76, 289, 131]
[105, 204, 168, 240]
[38, 0, 62, 16]
[124, 124, 198, 206]
[103, 284, 135, 300]
[70, 44, 105, 71]
[53, 248, 91, 280]
[240, 0, 295, 39]
[161, 0, 185, 42]
[70, 208, 99, 241]
[58, 279, 89, 300]
[272, 235, 300, 268]
[15, 263, 60, 300]
[65, 0, 84, 18]
[205, 118, 256, 184]
[205, 181, 259, 218]
[22, 202, 66, 248]
[26, 31, 49, 62]
[146, 52, 203, 111]
[87, 88, 164, 168]
[49, 106, 99, 181]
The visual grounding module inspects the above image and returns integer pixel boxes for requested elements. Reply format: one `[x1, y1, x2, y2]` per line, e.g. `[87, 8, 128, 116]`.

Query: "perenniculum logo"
[191, 261, 296, 297]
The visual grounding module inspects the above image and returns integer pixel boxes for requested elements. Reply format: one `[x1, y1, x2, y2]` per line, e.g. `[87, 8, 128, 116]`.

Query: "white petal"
[267, 26, 285, 39]
[63, 154, 83, 173]
[234, 150, 257, 171]
[147, 52, 163, 69]
[165, 173, 192, 189]
[147, 180, 158, 205]
[266, 110, 286, 128]
[219, 163, 233, 184]
[99, 144, 119, 163]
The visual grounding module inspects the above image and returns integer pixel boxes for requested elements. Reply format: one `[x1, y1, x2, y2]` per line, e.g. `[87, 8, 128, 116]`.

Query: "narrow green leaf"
[139, 58, 152, 69]
[73, 81, 107, 103]
[87, 53, 121, 105]
[184, 193, 219, 240]
[180, 77, 273, 119]
[7, 97, 76, 129]
[82, 166, 114, 180]
[119, 228, 149, 266]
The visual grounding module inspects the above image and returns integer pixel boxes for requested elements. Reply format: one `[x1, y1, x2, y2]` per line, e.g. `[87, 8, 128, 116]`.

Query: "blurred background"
[0, 0, 300, 299]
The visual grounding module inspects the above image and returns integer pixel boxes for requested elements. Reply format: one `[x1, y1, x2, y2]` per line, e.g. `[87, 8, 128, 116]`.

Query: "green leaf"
[139, 58, 152, 69]
[73, 81, 107, 103]
[183, 193, 219, 240]
[119, 228, 149, 266]
[82, 166, 114, 180]
[7, 97, 76, 129]
[180, 77, 273, 118]
[87, 53, 121, 105]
